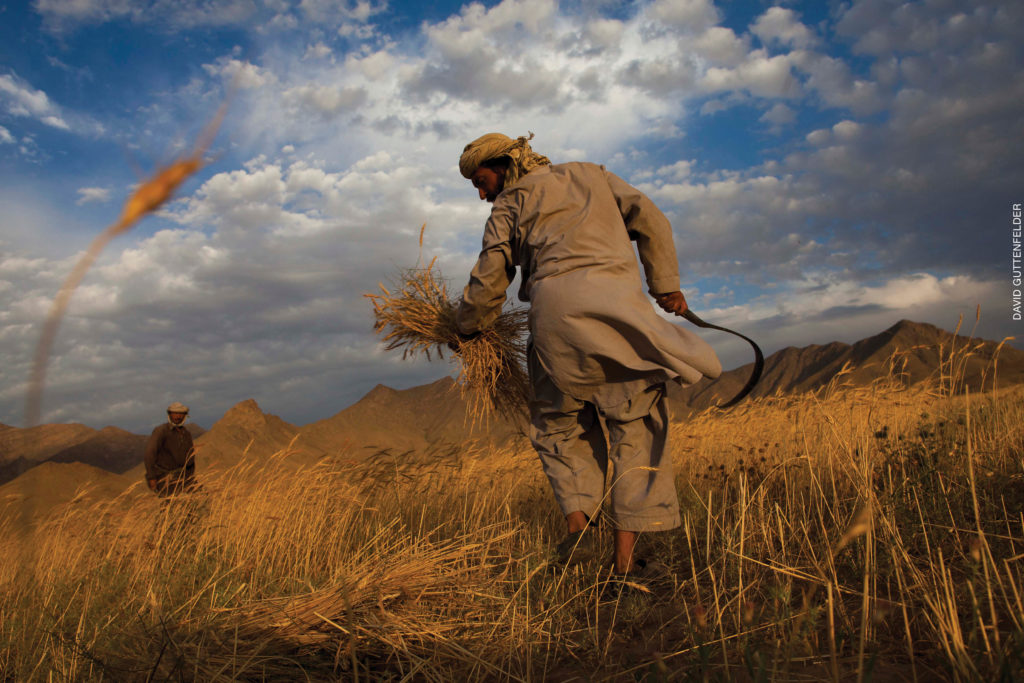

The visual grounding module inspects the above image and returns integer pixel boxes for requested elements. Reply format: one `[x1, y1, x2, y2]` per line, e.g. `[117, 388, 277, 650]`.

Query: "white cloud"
[298, 0, 382, 24]
[343, 50, 395, 80]
[303, 42, 333, 61]
[789, 50, 884, 114]
[41, 115, 70, 129]
[264, 11, 298, 30]
[700, 53, 801, 98]
[699, 98, 729, 115]
[34, 0, 260, 31]
[176, 163, 289, 231]
[584, 18, 625, 49]
[645, 0, 721, 32]
[751, 7, 817, 49]
[32, 0, 132, 25]
[831, 120, 861, 140]
[805, 127, 830, 145]
[760, 102, 796, 128]
[33, 0, 386, 35]
[202, 57, 276, 89]
[284, 84, 367, 117]
[657, 160, 694, 182]
[75, 187, 111, 205]
[207, 1, 727, 161]
[401, 0, 564, 109]
[0, 126, 13, 144]
[0, 73, 70, 130]
[692, 27, 749, 66]
[836, 0, 964, 57]
[789, 273, 992, 316]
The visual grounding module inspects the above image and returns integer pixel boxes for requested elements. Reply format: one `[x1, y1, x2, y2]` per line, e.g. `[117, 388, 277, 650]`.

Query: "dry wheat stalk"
[24, 103, 228, 426]
[366, 260, 529, 424]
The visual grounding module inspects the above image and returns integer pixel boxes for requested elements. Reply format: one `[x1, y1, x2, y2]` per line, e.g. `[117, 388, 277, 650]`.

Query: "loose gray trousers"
[528, 351, 682, 533]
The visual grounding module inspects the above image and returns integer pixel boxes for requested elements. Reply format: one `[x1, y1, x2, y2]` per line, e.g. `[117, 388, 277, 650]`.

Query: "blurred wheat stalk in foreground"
[24, 103, 227, 427]
[366, 250, 529, 424]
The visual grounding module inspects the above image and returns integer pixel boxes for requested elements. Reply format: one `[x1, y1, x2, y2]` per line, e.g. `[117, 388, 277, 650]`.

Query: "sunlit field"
[2, 350, 1022, 681]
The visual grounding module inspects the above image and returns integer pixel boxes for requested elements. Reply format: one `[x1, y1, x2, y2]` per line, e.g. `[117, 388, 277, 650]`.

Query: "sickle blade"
[682, 310, 764, 409]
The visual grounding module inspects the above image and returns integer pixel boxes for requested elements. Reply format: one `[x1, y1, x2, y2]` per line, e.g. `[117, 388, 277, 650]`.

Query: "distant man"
[455, 133, 721, 577]
[144, 402, 197, 496]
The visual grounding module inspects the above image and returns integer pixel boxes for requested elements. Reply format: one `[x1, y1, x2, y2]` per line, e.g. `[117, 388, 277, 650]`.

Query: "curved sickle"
[682, 310, 764, 409]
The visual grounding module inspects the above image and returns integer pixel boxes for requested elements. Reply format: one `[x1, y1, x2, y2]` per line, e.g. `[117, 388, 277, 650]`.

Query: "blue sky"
[1, 0, 1021, 431]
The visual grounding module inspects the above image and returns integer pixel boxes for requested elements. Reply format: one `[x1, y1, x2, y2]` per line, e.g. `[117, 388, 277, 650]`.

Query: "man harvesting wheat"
[454, 133, 721, 579]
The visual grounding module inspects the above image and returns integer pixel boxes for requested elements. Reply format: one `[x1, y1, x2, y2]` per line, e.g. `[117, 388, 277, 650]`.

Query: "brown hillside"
[188, 399, 323, 472]
[46, 426, 147, 474]
[299, 376, 526, 459]
[0, 461, 138, 536]
[0, 423, 97, 485]
[671, 319, 1024, 414]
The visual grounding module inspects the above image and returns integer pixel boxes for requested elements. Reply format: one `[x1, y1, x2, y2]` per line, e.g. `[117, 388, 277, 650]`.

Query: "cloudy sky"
[0, 0, 1021, 432]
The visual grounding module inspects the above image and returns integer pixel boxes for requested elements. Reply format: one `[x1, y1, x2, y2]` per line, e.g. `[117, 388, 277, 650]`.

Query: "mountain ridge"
[4, 319, 1022, 500]
[668, 319, 1024, 414]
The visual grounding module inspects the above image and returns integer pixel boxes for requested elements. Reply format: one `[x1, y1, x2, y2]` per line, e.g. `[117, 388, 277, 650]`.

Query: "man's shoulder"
[506, 162, 604, 200]
[149, 423, 169, 437]
[551, 160, 602, 173]
[548, 161, 610, 184]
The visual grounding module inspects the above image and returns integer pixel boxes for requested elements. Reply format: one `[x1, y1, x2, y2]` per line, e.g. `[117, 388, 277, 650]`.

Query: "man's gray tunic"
[456, 161, 721, 404]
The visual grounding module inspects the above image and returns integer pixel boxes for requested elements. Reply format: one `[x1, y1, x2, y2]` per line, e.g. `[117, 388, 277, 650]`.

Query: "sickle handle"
[681, 309, 764, 409]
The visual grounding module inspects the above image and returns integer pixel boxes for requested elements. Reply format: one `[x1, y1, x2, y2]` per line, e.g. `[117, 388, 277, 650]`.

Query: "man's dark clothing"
[144, 423, 195, 495]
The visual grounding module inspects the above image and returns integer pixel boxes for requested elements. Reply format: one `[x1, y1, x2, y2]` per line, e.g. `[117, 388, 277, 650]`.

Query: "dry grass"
[366, 259, 529, 424]
[2, 345, 1023, 681]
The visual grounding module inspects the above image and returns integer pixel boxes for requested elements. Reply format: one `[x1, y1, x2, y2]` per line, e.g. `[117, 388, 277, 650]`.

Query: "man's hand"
[447, 330, 481, 352]
[654, 291, 688, 317]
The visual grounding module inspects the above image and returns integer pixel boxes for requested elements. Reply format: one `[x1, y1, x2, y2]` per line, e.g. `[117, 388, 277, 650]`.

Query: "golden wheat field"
[1, 356, 1023, 682]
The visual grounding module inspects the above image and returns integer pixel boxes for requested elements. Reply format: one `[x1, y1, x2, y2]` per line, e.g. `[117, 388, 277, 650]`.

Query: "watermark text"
[1014, 203, 1022, 320]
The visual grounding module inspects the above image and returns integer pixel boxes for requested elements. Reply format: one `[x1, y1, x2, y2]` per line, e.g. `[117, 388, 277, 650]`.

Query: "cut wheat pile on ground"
[2, 352, 1023, 680]
[367, 262, 529, 424]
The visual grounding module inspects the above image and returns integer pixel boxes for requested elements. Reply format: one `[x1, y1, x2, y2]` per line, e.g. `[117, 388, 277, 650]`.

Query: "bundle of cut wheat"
[366, 260, 529, 424]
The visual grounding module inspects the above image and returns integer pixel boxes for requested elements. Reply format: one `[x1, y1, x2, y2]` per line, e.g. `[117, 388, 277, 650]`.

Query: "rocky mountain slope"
[299, 376, 527, 459]
[669, 319, 1024, 414]
[0, 422, 95, 484]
